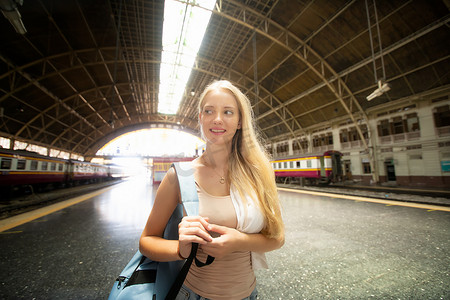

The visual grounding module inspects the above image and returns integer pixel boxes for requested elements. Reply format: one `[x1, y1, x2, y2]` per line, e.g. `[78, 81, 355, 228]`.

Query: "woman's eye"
[225, 110, 234, 115]
[204, 109, 212, 114]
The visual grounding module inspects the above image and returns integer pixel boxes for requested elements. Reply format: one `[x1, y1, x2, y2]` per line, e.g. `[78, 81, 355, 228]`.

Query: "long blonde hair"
[198, 80, 284, 239]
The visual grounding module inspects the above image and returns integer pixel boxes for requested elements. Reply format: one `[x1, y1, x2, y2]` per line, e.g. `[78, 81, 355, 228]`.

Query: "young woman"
[139, 80, 284, 300]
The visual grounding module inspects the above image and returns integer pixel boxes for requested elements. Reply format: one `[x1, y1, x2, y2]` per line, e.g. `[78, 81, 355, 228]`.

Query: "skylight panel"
[158, 0, 216, 115]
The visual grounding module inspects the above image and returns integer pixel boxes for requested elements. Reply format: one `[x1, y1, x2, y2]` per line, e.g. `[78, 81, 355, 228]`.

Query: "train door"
[330, 153, 343, 182]
[319, 156, 326, 177]
[385, 160, 396, 182]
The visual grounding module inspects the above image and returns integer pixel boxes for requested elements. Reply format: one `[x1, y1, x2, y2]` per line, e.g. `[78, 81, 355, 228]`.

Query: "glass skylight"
[158, 0, 216, 115]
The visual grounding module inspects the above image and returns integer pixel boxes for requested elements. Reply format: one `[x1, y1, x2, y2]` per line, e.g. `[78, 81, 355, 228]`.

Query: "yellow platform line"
[278, 187, 450, 212]
[0, 186, 115, 232]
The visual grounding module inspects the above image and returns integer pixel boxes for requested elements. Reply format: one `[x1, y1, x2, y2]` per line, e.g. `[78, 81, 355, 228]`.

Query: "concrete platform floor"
[0, 176, 448, 299]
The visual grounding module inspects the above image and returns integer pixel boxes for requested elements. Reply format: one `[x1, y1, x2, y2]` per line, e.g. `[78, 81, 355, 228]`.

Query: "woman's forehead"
[202, 89, 238, 108]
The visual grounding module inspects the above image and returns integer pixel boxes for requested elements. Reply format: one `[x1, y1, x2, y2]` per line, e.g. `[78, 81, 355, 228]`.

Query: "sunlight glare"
[97, 128, 204, 157]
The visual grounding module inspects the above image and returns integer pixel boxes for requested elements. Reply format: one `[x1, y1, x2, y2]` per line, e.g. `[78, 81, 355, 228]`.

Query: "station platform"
[278, 180, 450, 207]
[0, 176, 449, 299]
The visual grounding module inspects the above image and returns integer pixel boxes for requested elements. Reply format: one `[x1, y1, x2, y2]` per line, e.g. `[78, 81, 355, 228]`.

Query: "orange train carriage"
[271, 150, 343, 185]
[152, 156, 195, 184]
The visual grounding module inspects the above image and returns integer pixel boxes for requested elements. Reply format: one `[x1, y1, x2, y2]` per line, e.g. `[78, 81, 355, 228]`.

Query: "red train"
[0, 148, 122, 198]
[271, 150, 343, 185]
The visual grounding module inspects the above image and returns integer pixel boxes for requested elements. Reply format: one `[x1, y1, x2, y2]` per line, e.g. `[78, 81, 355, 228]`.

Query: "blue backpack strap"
[155, 161, 198, 299]
[172, 161, 198, 216]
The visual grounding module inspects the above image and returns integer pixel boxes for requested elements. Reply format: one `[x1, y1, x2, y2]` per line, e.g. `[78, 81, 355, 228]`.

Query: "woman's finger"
[179, 226, 212, 243]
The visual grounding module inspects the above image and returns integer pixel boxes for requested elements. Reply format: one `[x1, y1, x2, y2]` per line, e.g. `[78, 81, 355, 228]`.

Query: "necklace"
[211, 167, 226, 184]
[201, 156, 226, 184]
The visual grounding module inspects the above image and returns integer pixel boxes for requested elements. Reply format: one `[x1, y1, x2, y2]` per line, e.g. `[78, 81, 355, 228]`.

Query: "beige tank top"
[184, 183, 256, 300]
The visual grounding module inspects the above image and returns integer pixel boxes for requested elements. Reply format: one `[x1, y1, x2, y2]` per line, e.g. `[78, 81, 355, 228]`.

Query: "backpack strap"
[172, 161, 198, 216]
[164, 161, 214, 300]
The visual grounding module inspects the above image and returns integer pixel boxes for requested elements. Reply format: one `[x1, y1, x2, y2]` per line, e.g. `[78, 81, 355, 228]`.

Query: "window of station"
[1, 158, 12, 169]
[276, 143, 289, 155]
[293, 139, 308, 152]
[392, 116, 405, 134]
[434, 105, 450, 128]
[30, 160, 38, 170]
[377, 113, 421, 137]
[313, 133, 333, 147]
[406, 113, 420, 132]
[378, 119, 391, 136]
[362, 162, 371, 174]
[41, 162, 48, 170]
[17, 159, 26, 170]
[340, 130, 348, 143]
[300, 139, 308, 150]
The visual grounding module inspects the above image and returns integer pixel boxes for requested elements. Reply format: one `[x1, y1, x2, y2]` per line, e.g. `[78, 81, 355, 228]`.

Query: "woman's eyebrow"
[203, 105, 236, 109]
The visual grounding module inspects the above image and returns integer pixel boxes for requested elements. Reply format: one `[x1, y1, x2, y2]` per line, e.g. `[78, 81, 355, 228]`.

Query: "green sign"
[441, 161, 450, 172]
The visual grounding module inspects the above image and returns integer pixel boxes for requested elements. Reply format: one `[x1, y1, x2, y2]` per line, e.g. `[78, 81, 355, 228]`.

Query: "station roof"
[1, 0, 449, 157]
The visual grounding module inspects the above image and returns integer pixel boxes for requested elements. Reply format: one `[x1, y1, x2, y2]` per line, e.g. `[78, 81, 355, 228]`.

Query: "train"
[152, 156, 195, 184]
[271, 150, 343, 185]
[151, 151, 343, 187]
[0, 148, 123, 198]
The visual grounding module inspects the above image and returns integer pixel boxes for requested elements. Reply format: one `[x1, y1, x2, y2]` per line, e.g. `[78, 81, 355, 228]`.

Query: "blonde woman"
[139, 80, 284, 300]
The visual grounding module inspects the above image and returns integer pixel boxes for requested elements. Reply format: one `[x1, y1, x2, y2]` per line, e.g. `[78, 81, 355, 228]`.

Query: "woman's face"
[199, 88, 241, 146]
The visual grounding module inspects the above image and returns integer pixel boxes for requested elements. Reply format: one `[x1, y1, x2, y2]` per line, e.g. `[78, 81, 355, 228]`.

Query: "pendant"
[219, 177, 225, 184]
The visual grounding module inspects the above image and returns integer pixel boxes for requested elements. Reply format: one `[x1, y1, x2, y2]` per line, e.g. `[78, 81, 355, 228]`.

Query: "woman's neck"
[201, 144, 230, 169]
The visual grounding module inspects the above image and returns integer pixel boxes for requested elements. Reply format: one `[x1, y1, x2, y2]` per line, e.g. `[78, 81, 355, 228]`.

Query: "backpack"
[108, 161, 213, 300]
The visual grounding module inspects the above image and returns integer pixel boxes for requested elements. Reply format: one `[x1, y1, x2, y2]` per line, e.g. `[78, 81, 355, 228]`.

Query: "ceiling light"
[366, 80, 391, 101]
[0, 0, 27, 34]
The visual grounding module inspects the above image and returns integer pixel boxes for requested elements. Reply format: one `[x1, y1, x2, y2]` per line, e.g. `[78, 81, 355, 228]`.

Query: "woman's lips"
[210, 128, 226, 135]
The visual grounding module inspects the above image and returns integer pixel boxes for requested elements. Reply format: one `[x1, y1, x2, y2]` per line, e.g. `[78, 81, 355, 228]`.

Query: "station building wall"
[267, 88, 450, 188]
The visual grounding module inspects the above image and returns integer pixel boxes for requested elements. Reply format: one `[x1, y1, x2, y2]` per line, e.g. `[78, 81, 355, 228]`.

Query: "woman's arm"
[200, 224, 285, 259]
[139, 167, 181, 261]
[139, 167, 213, 262]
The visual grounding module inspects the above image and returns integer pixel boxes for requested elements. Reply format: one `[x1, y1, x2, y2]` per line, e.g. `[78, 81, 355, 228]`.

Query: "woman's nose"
[213, 113, 223, 124]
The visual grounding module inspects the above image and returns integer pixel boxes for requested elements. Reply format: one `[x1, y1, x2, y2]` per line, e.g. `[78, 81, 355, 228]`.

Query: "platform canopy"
[0, 0, 449, 157]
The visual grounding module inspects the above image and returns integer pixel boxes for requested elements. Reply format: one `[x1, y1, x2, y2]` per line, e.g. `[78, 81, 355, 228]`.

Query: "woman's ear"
[237, 120, 241, 129]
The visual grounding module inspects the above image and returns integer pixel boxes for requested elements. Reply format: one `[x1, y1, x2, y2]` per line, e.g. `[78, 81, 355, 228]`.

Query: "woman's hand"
[199, 224, 244, 259]
[178, 216, 213, 259]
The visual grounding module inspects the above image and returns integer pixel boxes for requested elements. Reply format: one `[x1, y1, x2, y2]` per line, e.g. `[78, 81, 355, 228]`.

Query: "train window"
[307, 160, 311, 168]
[1, 158, 12, 169]
[290, 161, 294, 168]
[296, 161, 301, 168]
[51, 163, 57, 171]
[284, 162, 287, 169]
[41, 162, 48, 170]
[30, 160, 38, 170]
[58, 164, 63, 171]
[17, 159, 26, 170]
